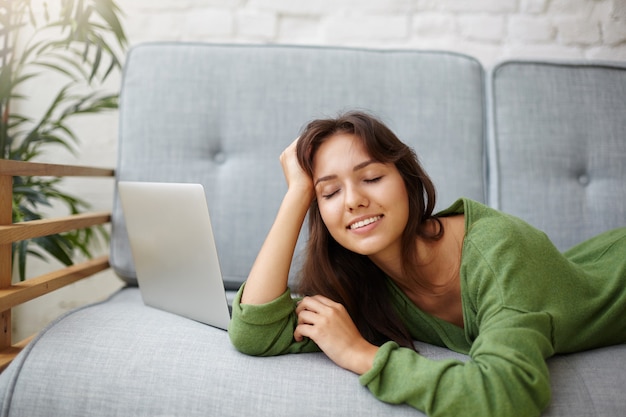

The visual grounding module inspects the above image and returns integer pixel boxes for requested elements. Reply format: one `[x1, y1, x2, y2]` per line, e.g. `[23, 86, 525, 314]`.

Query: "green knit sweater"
[229, 198, 626, 417]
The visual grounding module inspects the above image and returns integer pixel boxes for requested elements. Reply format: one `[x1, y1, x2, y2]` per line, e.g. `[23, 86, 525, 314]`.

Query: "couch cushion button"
[213, 152, 226, 164]
[578, 174, 590, 186]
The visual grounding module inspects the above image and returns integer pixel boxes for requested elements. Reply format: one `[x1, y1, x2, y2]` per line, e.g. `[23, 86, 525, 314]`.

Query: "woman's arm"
[230, 139, 319, 356]
[241, 138, 314, 305]
[360, 309, 554, 417]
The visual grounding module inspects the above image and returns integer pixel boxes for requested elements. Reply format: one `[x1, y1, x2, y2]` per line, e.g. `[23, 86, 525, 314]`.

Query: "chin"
[342, 243, 382, 257]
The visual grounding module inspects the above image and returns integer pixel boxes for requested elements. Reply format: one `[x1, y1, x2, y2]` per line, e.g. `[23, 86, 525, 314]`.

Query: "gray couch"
[1, 43, 625, 416]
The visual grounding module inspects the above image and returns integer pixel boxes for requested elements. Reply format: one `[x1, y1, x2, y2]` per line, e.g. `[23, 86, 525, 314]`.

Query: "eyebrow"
[314, 159, 378, 187]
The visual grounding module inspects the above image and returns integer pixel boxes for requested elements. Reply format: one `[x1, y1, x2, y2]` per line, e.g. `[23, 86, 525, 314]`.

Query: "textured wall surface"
[123, 0, 626, 64]
[13, 0, 626, 340]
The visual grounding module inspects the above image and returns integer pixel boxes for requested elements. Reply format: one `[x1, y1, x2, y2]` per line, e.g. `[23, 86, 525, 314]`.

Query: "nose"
[345, 184, 369, 211]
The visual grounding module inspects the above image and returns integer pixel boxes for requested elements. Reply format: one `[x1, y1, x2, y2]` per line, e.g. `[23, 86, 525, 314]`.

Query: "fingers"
[279, 137, 299, 163]
[294, 295, 345, 340]
[296, 294, 337, 313]
[293, 308, 323, 343]
[293, 324, 308, 342]
[280, 137, 314, 197]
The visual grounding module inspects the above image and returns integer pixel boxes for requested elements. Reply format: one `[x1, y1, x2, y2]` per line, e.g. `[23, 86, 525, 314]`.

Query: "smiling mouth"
[348, 215, 383, 230]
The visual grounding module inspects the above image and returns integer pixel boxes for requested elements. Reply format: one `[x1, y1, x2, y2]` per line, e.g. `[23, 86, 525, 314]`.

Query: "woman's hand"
[294, 295, 378, 375]
[280, 137, 314, 200]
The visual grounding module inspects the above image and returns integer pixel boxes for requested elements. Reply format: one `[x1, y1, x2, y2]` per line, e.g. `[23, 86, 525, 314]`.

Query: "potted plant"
[0, 0, 127, 281]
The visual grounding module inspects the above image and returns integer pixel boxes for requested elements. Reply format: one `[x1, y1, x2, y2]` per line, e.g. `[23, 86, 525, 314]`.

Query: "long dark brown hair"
[294, 111, 442, 349]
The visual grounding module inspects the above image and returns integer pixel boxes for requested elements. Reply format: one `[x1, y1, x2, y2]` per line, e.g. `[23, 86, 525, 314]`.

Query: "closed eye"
[365, 176, 383, 184]
[322, 189, 340, 199]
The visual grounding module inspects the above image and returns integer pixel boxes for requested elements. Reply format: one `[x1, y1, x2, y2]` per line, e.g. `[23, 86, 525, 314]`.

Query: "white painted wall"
[13, 0, 626, 340]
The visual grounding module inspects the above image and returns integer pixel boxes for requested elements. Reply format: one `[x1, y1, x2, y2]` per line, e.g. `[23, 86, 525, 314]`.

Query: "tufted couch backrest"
[489, 61, 626, 251]
[110, 43, 487, 287]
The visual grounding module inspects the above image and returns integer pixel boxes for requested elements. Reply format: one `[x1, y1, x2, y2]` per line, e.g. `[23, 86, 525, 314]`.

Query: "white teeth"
[349, 216, 382, 230]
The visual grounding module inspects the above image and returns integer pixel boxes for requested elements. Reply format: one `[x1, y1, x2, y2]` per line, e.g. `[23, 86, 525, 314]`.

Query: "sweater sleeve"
[359, 308, 554, 417]
[228, 283, 320, 356]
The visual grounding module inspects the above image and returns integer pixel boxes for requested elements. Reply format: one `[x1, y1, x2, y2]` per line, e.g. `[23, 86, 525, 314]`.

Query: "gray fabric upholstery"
[0, 44, 624, 417]
[110, 43, 486, 287]
[489, 60, 626, 251]
[0, 289, 440, 417]
[543, 346, 626, 416]
[1, 288, 623, 417]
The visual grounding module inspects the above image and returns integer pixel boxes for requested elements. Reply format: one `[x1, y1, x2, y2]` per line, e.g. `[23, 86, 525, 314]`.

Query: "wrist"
[285, 183, 314, 204]
[351, 342, 379, 376]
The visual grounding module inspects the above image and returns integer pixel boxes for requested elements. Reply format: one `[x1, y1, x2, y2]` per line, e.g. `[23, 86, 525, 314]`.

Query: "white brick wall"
[13, 0, 626, 340]
[119, 0, 626, 63]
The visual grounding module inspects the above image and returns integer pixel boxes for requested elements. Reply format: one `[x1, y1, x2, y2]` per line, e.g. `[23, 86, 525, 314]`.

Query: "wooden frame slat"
[1, 175, 13, 350]
[0, 335, 35, 372]
[0, 212, 111, 245]
[0, 159, 114, 177]
[0, 160, 115, 370]
[0, 256, 110, 311]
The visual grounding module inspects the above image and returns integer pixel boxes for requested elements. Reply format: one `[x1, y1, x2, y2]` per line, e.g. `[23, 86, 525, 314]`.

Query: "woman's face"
[312, 132, 410, 263]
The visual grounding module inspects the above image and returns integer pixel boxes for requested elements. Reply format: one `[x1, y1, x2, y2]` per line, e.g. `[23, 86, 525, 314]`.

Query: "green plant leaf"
[17, 38, 47, 67]
[0, 72, 40, 102]
[34, 234, 74, 266]
[18, 84, 75, 152]
[7, 112, 32, 128]
[93, 0, 127, 47]
[49, 123, 79, 146]
[64, 231, 91, 258]
[5, 0, 125, 280]
[15, 240, 28, 282]
[13, 186, 52, 205]
[64, 92, 119, 116]
[89, 42, 102, 82]
[35, 50, 90, 80]
[13, 204, 39, 222]
[61, 0, 75, 24]
[32, 61, 81, 81]
[0, 65, 14, 100]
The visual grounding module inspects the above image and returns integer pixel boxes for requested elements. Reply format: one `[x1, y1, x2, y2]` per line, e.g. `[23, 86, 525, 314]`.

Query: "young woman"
[228, 111, 626, 417]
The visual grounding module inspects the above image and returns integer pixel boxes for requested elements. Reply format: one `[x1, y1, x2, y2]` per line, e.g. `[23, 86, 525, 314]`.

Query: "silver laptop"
[118, 181, 231, 330]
